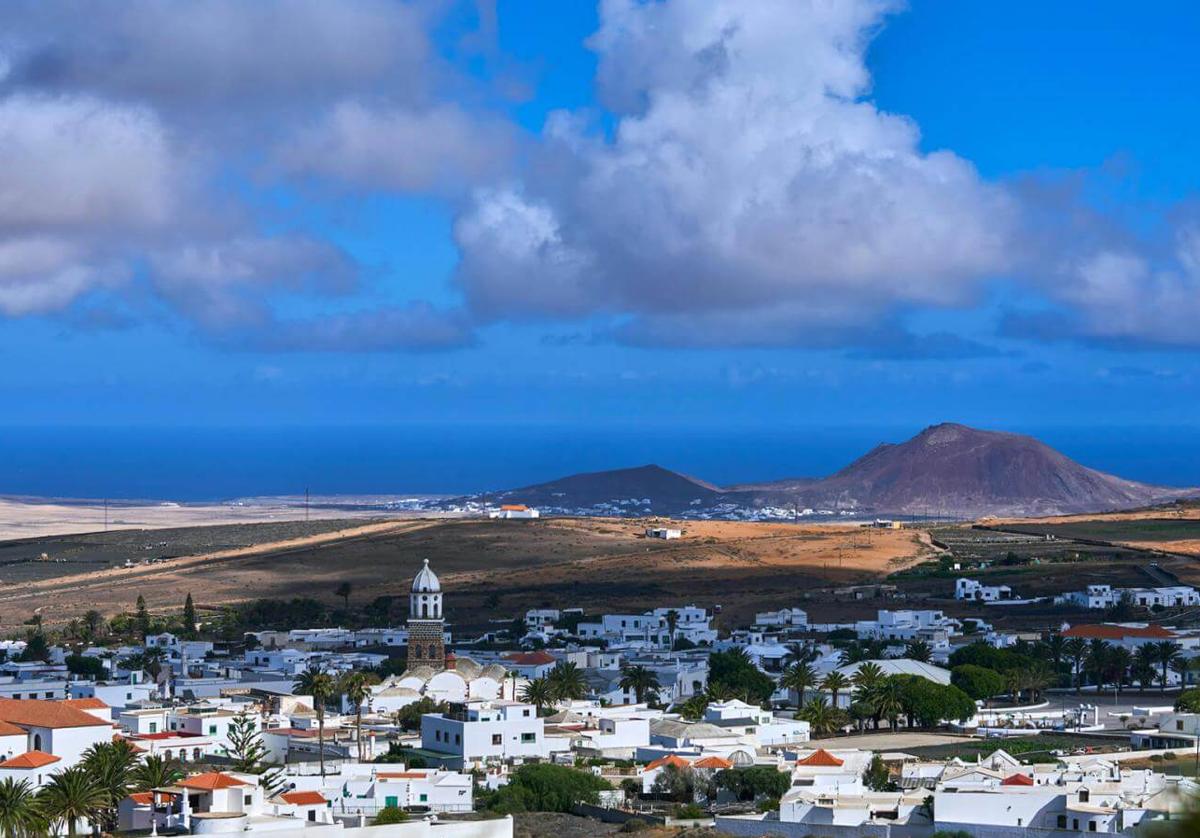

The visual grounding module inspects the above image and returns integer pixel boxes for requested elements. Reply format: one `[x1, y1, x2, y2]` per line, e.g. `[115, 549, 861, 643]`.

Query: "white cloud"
[454, 0, 1016, 343]
[279, 101, 515, 193]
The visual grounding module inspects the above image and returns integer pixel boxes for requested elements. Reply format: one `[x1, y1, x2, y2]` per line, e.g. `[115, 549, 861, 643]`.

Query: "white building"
[490, 505, 540, 519]
[420, 700, 549, 767]
[646, 527, 682, 539]
[955, 578, 1014, 602]
[754, 608, 809, 629]
[1057, 584, 1200, 610]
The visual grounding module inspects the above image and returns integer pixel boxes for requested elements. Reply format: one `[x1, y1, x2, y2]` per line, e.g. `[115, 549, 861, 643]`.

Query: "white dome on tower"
[411, 558, 441, 593]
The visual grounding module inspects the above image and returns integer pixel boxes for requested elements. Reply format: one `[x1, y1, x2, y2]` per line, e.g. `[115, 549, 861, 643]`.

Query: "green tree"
[0, 777, 45, 838]
[64, 655, 105, 679]
[951, 665, 1005, 706]
[136, 595, 151, 639]
[779, 662, 818, 707]
[546, 662, 587, 702]
[708, 650, 775, 706]
[340, 671, 377, 761]
[862, 754, 893, 791]
[714, 766, 790, 802]
[37, 766, 106, 838]
[519, 678, 555, 715]
[182, 592, 198, 639]
[391, 697, 447, 731]
[485, 764, 611, 814]
[17, 630, 49, 663]
[1175, 688, 1200, 713]
[334, 582, 353, 611]
[619, 665, 662, 705]
[677, 694, 709, 721]
[819, 671, 850, 708]
[904, 640, 932, 663]
[650, 764, 695, 802]
[1154, 641, 1183, 693]
[798, 697, 845, 736]
[1063, 637, 1088, 693]
[293, 666, 336, 777]
[131, 754, 184, 791]
[80, 740, 139, 833]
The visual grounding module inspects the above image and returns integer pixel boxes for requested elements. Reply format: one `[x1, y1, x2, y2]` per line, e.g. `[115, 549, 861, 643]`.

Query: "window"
[523, 709, 530, 717]
[435, 730, 442, 742]
[149, 722, 157, 734]
[1079, 789, 1090, 803]
[12, 694, 19, 700]
[1177, 720, 1185, 731]
[520, 733, 536, 743]
[208, 725, 217, 735]
[307, 811, 316, 822]
[1058, 816, 1068, 829]
[419, 794, 428, 802]
[1089, 823, 1097, 832]
[454, 734, 460, 744]
[491, 734, 502, 746]
[244, 795, 252, 806]
[44, 693, 53, 699]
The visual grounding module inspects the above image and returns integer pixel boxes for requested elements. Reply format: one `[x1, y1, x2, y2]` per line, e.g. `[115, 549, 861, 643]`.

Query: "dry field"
[0, 516, 934, 628]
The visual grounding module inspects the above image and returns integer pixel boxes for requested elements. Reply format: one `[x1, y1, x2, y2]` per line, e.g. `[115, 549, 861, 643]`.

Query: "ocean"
[0, 424, 1197, 502]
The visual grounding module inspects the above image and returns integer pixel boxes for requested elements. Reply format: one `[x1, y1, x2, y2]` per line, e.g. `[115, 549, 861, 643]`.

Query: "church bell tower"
[408, 558, 445, 668]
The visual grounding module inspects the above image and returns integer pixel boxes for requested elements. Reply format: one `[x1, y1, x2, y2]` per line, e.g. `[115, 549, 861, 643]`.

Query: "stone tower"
[408, 558, 445, 668]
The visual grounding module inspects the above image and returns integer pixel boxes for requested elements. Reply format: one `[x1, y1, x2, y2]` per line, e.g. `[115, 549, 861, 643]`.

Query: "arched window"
[428, 645, 437, 659]
[421, 602, 428, 618]
[32, 734, 41, 751]
[413, 646, 423, 659]
[194, 748, 202, 761]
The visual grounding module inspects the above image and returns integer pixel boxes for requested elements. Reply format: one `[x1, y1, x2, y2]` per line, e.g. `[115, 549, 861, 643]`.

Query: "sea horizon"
[1, 422, 1197, 503]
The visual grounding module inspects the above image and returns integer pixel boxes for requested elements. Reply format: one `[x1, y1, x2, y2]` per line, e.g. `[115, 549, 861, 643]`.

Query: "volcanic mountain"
[739, 423, 1190, 517]
[489, 424, 1193, 518]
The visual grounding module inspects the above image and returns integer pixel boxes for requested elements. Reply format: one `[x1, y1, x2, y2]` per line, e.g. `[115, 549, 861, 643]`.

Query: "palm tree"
[1087, 639, 1111, 688]
[779, 662, 817, 707]
[0, 777, 44, 838]
[1133, 648, 1158, 691]
[872, 678, 905, 730]
[340, 671, 376, 761]
[798, 697, 843, 736]
[618, 665, 661, 705]
[677, 694, 709, 721]
[820, 671, 851, 709]
[294, 665, 336, 777]
[1064, 638, 1088, 693]
[520, 677, 555, 715]
[334, 581, 353, 610]
[904, 640, 932, 663]
[838, 642, 869, 666]
[1108, 646, 1134, 695]
[81, 740, 138, 833]
[1154, 641, 1183, 693]
[131, 754, 184, 791]
[38, 766, 106, 838]
[546, 662, 587, 702]
[851, 663, 886, 729]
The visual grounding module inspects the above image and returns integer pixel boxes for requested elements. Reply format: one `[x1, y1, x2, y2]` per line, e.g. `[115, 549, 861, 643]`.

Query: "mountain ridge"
[488, 423, 1195, 518]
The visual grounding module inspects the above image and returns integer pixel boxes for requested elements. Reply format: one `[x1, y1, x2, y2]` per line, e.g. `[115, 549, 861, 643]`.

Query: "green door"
[385, 796, 398, 808]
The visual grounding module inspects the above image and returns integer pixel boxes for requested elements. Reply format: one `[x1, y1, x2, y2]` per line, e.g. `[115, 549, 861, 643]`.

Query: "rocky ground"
[512, 812, 735, 838]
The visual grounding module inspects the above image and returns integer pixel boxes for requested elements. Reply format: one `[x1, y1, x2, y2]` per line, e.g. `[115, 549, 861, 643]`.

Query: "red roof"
[796, 748, 845, 767]
[1002, 773, 1034, 786]
[500, 505, 529, 511]
[1062, 624, 1177, 640]
[692, 756, 733, 770]
[645, 754, 692, 771]
[178, 772, 250, 790]
[2, 751, 61, 769]
[62, 698, 109, 710]
[504, 651, 557, 666]
[0, 699, 111, 730]
[279, 791, 327, 805]
[129, 792, 155, 805]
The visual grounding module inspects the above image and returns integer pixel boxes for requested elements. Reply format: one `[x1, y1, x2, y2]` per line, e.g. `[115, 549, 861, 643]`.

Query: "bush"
[756, 797, 780, 813]
[373, 806, 408, 825]
[1175, 688, 1200, 713]
[951, 664, 1006, 702]
[673, 803, 705, 819]
[715, 766, 790, 802]
[486, 763, 612, 814]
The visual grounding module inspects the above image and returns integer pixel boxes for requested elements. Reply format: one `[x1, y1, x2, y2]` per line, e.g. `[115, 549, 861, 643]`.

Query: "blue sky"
[1, 0, 1198, 434]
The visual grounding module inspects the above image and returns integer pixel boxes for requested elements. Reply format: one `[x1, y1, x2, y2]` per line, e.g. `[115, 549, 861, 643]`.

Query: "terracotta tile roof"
[129, 792, 155, 805]
[1001, 772, 1034, 786]
[796, 748, 845, 767]
[2, 750, 61, 769]
[0, 699, 111, 730]
[0, 720, 26, 737]
[500, 505, 529, 511]
[278, 791, 327, 805]
[178, 772, 251, 790]
[62, 698, 110, 710]
[645, 754, 692, 771]
[1062, 624, 1177, 640]
[503, 651, 556, 666]
[692, 756, 733, 770]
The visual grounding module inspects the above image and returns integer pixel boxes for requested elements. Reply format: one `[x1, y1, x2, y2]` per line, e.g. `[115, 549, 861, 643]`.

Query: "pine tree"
[183, 593, 197, 639]
[224, 713, 285, 794]
[136, 595, 151, 639]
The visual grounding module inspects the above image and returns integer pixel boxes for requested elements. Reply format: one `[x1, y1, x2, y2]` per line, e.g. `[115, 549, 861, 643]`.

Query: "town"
[1, 540, 1199, 838]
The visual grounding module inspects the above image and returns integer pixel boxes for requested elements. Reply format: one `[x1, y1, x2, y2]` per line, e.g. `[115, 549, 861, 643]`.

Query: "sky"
[1, 0, 1199, 435]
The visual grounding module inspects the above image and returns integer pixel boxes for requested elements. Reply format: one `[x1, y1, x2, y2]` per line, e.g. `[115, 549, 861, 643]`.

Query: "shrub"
[486, 763, 612, 814]
[374, 806, 408, 825]
[1175, 689, 1200, 713]
[673, 803, 705, 819]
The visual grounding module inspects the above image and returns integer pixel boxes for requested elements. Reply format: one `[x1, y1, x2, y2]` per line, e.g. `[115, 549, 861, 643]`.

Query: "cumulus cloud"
[278, 101, 515, 193]
[453, 0, 1015, 344]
